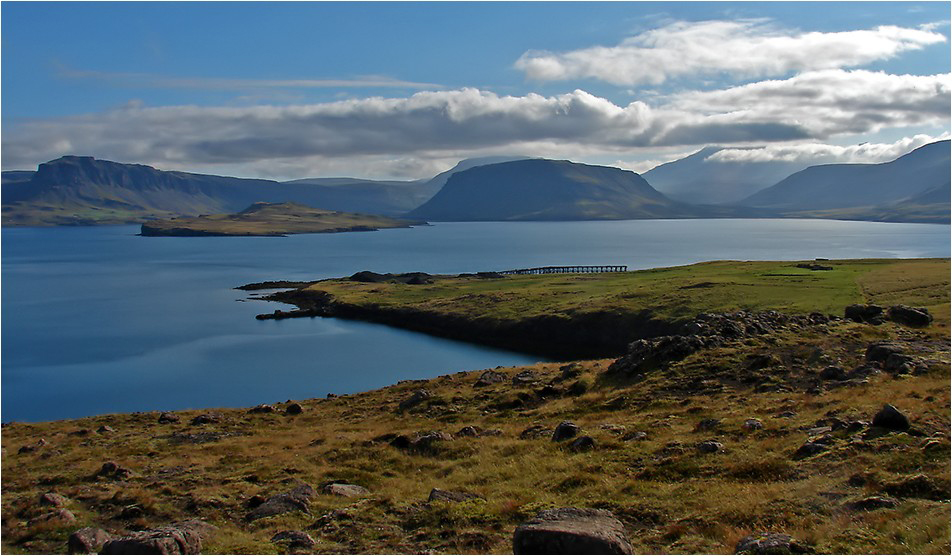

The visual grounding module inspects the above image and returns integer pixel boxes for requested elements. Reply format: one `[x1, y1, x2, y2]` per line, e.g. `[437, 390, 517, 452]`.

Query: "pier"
[499, 265, 627, 275]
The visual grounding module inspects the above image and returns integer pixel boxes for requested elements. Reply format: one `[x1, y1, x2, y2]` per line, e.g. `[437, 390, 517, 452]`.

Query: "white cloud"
[515, 20, 946, 86]
[707, 133, 951, 165]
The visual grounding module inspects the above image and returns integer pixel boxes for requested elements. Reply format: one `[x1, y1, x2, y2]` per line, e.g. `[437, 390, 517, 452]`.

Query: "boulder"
[819, 366, 846, 381]
[844, 304, 884, 324]
[97, 461, 134, 480]
[474, 370, 507, 387]
[697, 440, 724, 454]
[886, 305, 932, 327]
[513, 507, 633, 554]
[512, 370, 538, 385]
[271, 530, 316, 549]
[190, 413, 222, 426]
[28, 509, 76, 526]
[456, 425, 482, 437]
[622, 431, 648, 441]
[568, 436, 596, 452]
[607, 335, 716, 376]
[97, 425, 115, 434]
[742, 419, 764, 432]
[520, 425, 553, 440]
[871, 404, 910, 431]
[398, 389, 432, 411]
[552, 421, 580, 442]
[68, 527, 112, 554]
[18, 438, 48, 454]
[285, 403, 303, 415]
[157, 412, 180, 424]
[428, 488, 483, 503]
[559, 363, 582, 381]
[100, 521, 216, 555]
[792, 441, 828, 460]
[845, 496, 898, 511]
[246, 484, 316, 521]
[883, 353, 917, 374]
[248, 404, 275, 414]
[322, 483, 368, 498]
[865, 342, 904, 363]
[735, 531, 810, 554]
[694, 418, 721, 432]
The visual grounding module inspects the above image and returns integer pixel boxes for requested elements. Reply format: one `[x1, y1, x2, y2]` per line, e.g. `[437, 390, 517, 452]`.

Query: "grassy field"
[3, 258, 949, 554]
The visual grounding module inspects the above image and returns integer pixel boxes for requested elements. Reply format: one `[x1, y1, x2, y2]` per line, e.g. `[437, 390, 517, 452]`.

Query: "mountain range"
[3, 141, 948, 226]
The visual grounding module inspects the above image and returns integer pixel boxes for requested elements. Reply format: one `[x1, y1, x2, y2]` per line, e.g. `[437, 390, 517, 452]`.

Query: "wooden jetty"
[500, 265, 627, 275]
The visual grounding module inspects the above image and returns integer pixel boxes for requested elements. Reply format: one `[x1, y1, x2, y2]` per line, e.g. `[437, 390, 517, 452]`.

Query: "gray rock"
[872, 404, 910, 431]
[101, 521, 216, 555]
[886, 305, 933, 327]
[456, 425, 482, 437]
[512, 370, 538, 385]
[398, 389, 432, 411]
[694, 418, 721, 432]
[97, 425, 115, 434]
[322, 483, 368, 498]
[428, 488, 483, 503]
[248, 404, 275, 414]
[520, 425, 553, 440]
[844, 304, 884, 324]
[735, 531, 810, 554]
[742, 419, 764, 431]
[552, 421, 581, 442]
[513, 507, 633, 554]
[475, 370, 507, 387]
[568, 436, 596, 452]
[599, 424, 627, 435]
[190, 413, 222, 426]
[792, 441, 829, 460]
[285, 402, 303, 415]
[271, 530, 316, 549]
[697, 440, 724, 454]
[68, 527, 112, 554]
[246, 484, 316, 521]
[157, 412, 180, 424]
[621, 431, 648, 441]
[865, 342, 904, 363]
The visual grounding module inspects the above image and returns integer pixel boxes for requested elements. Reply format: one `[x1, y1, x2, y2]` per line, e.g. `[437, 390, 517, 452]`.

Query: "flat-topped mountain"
[407, 158, 720, 221]
[140, 202, 424, 237]
[741, 141, 951, 217]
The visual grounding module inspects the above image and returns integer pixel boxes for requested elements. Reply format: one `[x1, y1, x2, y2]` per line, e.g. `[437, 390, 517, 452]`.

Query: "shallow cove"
[3, 219, 949, 422]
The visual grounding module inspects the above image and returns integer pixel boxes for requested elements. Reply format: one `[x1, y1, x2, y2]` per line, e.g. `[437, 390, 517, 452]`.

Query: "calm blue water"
[3, 219, 949, 422]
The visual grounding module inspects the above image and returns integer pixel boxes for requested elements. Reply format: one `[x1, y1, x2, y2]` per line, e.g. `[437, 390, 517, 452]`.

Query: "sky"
[2, 1, 950, 180]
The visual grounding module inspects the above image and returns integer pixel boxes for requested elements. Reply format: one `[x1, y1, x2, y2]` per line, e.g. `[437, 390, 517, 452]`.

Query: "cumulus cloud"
[515, 20, 947, 85]
[3, 70, 949, 177]
[707, 133, 951, 165]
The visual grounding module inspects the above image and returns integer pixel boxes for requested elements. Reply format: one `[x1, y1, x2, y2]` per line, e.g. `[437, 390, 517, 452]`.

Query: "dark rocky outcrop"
[248, 404, 275, 414]
[271, 530, 316, 549]
[97, 461, 134, 480]
[607, 335, 716, 377]
[285, 403, 303, 415]
[190, 413, 222, 426]
[552, 422, 580, 442]
[697, 440, 724, 454]
[513, 507, 633, 554]
[158, 412, 180, 424]
[100, 520, 216, 555]
[886, 305, 933, 327]
[871, 404, 910, 431]
[474, 370, 507, 387]
[428, 488, 483, 503]
[735, 531, 810, 554]
[246, 484, 316, 521]
[67, 527, 112, 554]
[398, 389, 432, 411]
[568, 436, 597, 452]
[844, 304, 884, 324]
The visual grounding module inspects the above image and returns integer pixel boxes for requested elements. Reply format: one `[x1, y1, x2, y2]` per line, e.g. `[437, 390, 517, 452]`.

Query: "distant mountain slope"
[741, 140, 951, 211]
[642, 147, 808, 204]
[407, 158, 715, 221]
[280, 177, 436, 215]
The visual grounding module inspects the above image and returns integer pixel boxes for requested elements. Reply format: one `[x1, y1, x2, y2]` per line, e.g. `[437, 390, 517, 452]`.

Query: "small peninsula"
[139, 202, 426, 237]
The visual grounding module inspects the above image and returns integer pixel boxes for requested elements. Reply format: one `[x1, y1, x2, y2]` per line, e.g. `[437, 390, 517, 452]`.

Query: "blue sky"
[2, 1, 949, 179]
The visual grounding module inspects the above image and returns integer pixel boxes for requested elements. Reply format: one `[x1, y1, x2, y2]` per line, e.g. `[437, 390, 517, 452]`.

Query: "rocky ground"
[2, 303, 949, 554]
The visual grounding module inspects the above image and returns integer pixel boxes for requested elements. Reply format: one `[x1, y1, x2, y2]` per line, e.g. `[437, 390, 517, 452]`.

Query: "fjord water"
[3, 219, 949, 422]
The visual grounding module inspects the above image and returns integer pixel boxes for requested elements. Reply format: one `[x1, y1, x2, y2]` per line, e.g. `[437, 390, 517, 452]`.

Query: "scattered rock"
[398, 389, 432, 411]
[391, 431, 453, 454]
[271, 530, 316, 549]
[568, 436, 596, 452]
[428, 488, 483, 503]
[246, 484, 316, 521]
[520, 425, 553, 440]
[97, 461, 134, 480]
[819, 366, 847, 381]
[607, 334, 717, 376]
[18, 438, 48, 454]
[39, 492, 69, 507]
[248, 404, 275, 414]
[513, 507, 633, 554]
[28, 508, 76, 527]
[745, 354, 780, 370]
[285, 403, 303, 415]
[68, 527, 112, 554]
[735, 531, 810, 554]
[792, 441, 829, 460]
[512, 370, 538, 385]
[157, 412, 180, 424]
[565, 380, 589, 397]
[456, 425, 482, 437]
[559, 363, 582, 381]
[871, 404, 910, 431]
[844, 304, 884, 324]
[97, 425, 115, 434]
[621, 431, 648, 441]
[697, 440, 724, 454]
[118, 505, 145, 519]
[100, 520, 216, 555]
[474, 370, 507, 387]
[552, 421, 581, 442]
[845, 496, 899, 511]
[694, 418, 721, 432]
[742, 419, 764, 432]
[599, 424, 626, 435]
[322, 483, 368, 498]
[865, 342, 904, 363]
[190, 413, 222, 426]
[886, 305, 932, 327]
